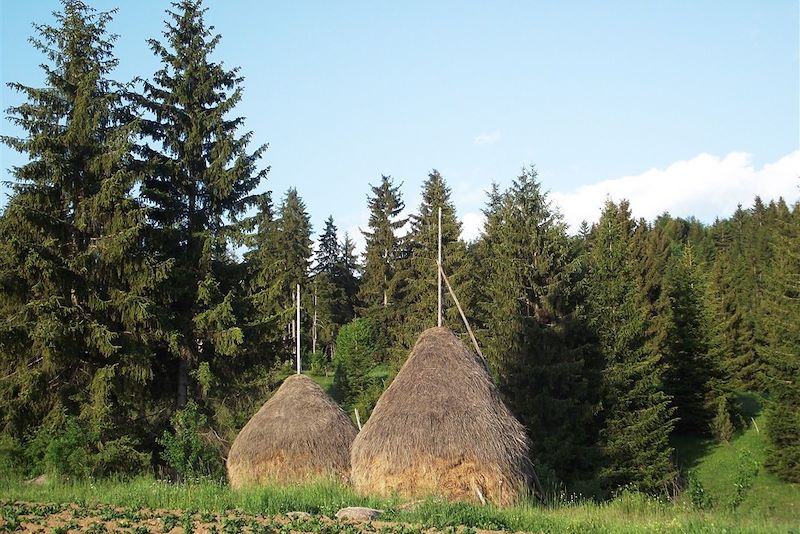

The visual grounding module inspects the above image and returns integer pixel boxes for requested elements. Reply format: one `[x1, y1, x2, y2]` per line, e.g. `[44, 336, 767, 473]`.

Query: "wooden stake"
[438, 206, 442, 328]
[312, 282, 317, 355]
[439, 264, 484, 360]
[296, 284, 301, 374]
[354, 408, 362, 431]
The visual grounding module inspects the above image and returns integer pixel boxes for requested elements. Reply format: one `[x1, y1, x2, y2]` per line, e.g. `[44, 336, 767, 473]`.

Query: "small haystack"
[350, 327, 537, 506]
[227, 374, 357, 489]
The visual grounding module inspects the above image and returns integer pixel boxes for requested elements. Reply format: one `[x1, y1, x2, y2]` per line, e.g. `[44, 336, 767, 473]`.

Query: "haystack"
[350, 327, 537, 506]
[227, 374, 357, 489]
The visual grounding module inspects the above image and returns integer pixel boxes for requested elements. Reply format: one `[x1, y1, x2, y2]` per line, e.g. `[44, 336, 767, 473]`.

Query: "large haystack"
[227, 374, 357, 489]
[351, 327, 537, 506]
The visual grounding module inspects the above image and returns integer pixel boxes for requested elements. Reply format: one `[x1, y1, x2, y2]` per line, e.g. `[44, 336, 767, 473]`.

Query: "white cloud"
[473, 130, 501, 146]
[461, 211, 484, 242]
[551, 150, 800, 232]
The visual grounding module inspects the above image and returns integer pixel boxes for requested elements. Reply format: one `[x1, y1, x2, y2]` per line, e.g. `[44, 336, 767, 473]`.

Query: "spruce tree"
[707, 219, 761, 389]
[586, 200, 676, 495]
[358, 175, 406, 350]
[392, 170, 470, 360]
[759, 202, 800, 482]
[661, 245, 717, 433]
[136, 0, 267, 408]
[242, 193, 284, 362]
[337, 232, 361, 321]
[274, 188, 313, 357]
[311, 216, 347, 358]
[475, 168, 599, 487]
[0, 0, 164, 474]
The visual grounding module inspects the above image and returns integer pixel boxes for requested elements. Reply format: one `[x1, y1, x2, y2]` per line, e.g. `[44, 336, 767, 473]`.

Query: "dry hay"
[350, 327, 537, 506]
[227, 374, 357, 489]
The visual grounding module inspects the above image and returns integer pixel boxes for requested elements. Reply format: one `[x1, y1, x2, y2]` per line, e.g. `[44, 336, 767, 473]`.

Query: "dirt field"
[0, 500, 499, 533]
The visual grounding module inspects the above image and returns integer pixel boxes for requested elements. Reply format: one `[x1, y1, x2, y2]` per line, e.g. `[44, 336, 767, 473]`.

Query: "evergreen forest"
[1, 0, 798, 503]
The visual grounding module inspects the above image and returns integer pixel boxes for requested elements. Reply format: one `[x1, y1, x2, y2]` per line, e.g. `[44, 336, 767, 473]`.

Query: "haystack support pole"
[439, 263, 484, 360]
[438, 206, 442, 327]
[296, 283, 301, 374]
[312, 282, 317, 355]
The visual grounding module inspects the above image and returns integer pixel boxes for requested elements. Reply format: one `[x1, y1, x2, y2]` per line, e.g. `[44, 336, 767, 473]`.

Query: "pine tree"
[707, 218, 761, 389]
[586, 200, 676, 495]
[136, 0, 267, 409]
[759, 202, 800, 482]
[311, 216, 347, 358]
[315, 216, 340, 276]
[337, 232, 361, 321]
[0, 0, 165, 474]
[475, 168, 600, 487]
[358, 175, 406, 350]
[242, 193, 283, 362]
[274, 188, 313, 357]
[392, 170, 470, 360]
[661, 245, 717, 433]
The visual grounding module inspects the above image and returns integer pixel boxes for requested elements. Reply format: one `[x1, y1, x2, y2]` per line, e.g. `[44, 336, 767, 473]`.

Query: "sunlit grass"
[2, 475, 796, 533]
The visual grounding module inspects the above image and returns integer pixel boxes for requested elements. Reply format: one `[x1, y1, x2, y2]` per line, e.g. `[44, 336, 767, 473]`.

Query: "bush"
[22, 407, 150, 479]
[25, 408, 91, 479]
[0, 433, 23, 478]
[729, 448, 759, 510]
[686, 470, 713, 510]
[158, 401, 224, 482]
[92, 437, 151, 478]
[711, 395, 737, 443]
[309, 351, 328, 375]
[333, 318, 379, 410]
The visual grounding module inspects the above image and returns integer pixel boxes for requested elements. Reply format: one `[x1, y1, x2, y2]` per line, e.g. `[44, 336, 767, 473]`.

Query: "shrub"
[0, 433, 23, 478]
[710, 395, 737, 443]
[333, 319, 379, 410]
[158, 401, 224, 482]
[309, 351, 328, 375]
[686, 470, 713, 510]
[729, 448, 759, 510]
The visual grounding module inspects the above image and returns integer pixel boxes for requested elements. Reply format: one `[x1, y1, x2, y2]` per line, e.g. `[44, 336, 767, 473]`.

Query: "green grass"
[307, 372, 335, 395]
[1, 476, 796, 533]
[4, 392, 797, 532]
[672, 393, 800, 525]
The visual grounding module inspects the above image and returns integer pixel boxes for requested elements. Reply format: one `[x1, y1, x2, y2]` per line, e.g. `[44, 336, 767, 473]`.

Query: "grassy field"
[1, 469, 797, 533]
[2, 393, 797, 533]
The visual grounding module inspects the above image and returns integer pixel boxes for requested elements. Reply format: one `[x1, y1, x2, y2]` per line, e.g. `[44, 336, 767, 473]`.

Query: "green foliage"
[0, 0, 167, 476]
[309, 352, 327, 375]
[710, 394, 737, 444]
[729, 449, 760, 510]
[333, 319, 380, 416]
[358, 175, 407, 348]
[136, 0, 266, 408]
[475, 169, 600, 489]
[686, 471, 713, 510]
[660, 245, 718, 433]
[585, 200, 676, 495]
[158, 401, 223, 482]
[392, 170, 472, 361]
[759, 203, 800, 483]
[0, 434, 23, 479]
[23, 408, 149, 480]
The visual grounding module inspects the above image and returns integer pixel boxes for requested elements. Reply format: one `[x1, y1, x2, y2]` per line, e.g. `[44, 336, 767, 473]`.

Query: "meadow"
[4, 325, 796, 534]
[3, 405, 798, 534]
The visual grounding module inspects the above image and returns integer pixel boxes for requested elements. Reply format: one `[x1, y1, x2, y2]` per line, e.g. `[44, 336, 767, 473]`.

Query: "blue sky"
[2, 1, 798, 246]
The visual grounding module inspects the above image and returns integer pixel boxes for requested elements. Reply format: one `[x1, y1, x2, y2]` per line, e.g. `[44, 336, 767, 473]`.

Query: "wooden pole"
[312, 283, 317, 355]
[439, 264, 484, 360]
[296, 283, 301, 374]
[354, 408, 362, 431]
[438, 206, 442, 327]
